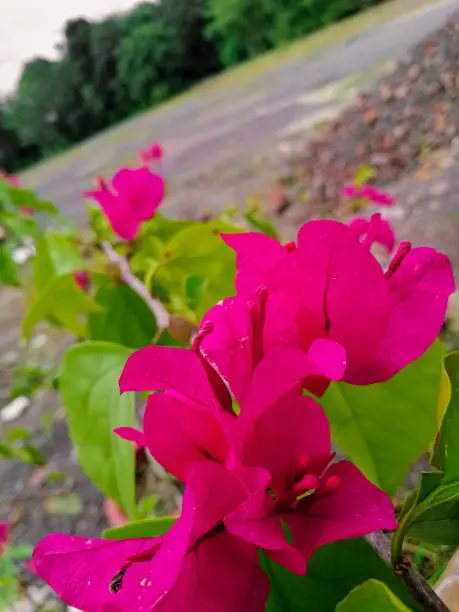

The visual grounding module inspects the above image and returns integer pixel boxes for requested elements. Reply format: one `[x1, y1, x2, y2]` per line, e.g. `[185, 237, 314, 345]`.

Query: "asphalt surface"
[22, 0, 459, 221]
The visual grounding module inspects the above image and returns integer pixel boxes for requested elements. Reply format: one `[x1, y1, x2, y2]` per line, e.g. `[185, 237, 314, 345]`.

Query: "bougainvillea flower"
[119, 321, 325, 478]
[200, 291, 346, 401]
[0, 522, 10, 555]
[84, 167, 165, 240]
[348, 213, 396, 255]
[73, 270, 90, 291]
[0, 171, 20, 188]
[230, 390, 397, 566]
[0, 172, 35, 216]
[343, 183, 394, 207]
[140, 143, 163, 164]
[223, 219, 455, 385]
[33, 462, 272, 611]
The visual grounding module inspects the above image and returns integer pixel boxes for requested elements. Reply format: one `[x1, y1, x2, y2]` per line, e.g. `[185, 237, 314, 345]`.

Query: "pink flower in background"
[140, 143, 163, 164]
[343, 183, 394, 207]
[84, 167, 165, 241]
[223, 219, 455, 386]
[348, 213, 396, 255]
[0, 522, 10, 555]
[0, 171, 35, 216]
[73, 271, 90, 291]
[0, 171, 20, 188]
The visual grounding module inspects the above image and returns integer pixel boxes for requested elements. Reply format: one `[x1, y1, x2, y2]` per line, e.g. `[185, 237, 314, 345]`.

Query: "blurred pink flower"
[0, 522, 10, 555]
[343, 184, 394, 207]
[1, 171, 35, 216]
[72, 271, 90, 291]
[84, 167, 165, 240]
[140, 144, 163, 164]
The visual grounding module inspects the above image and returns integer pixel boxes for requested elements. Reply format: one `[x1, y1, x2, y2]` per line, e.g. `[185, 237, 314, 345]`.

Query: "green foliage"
[60, 342, 136, 518]
[0, 544, 33, 608]
[0, 243, 20, 286]
[103, 516, 177, 540]
[320, 342, 445, 496]
[89, 278, 157, 348]
[336, 580, 412, 612]
[206, 0, 383, 67]
[262, 538, 418, 611]
[394, 353, 459, 553]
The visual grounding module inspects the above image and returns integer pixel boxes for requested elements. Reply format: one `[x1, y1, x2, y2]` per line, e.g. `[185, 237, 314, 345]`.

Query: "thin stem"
[368, 532, 450, 612]
[102, 242, 169, 338]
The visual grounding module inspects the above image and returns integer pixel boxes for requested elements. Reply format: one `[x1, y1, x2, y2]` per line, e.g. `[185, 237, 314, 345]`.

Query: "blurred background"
[2, 0, 459, 609]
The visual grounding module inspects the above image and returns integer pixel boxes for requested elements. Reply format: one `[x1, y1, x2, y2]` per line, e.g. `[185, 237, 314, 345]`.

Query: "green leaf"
[103, 516, 177, 540]
[44, 491, 83, 516]
[7, 545, 33, 561]
[0, 244, 20, 286]
[60, 342, 136, 518]
[7, 186, 58, 215]
[244, 210, 279, 239]
[34, 233, 84, 294]
[137, 494, 158, 518]
[6, 428, 32, 443]
[320, 342, 445, 496]
[336, 580, 412, 612]
[433, 353, 459, 478]
[395, 354, 459, 548]
[262, 538, 418, 612]
[354, 166, 375, 188]
[23, 274, 100, 339]
[89, 280, 157, 348]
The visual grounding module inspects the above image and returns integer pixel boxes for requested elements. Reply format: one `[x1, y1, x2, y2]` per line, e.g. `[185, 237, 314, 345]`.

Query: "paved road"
[23, 0, 459, 221]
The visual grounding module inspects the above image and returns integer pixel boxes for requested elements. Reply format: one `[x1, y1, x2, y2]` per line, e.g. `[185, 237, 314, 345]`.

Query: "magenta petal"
[307, 338, 347, 381]
[297, 220, 389, 374]
[119, 346, 218, 408]
[222, 232, 287, 297]
[225, 484, 305, 576]
[201, 296, 253, 403]
[113, 426, 146, 449]
[32, 535, 162, 611]
[348, 217, 369, 240]
[284, 461, 397, 563]
[112, 167, 164, 222]
[350, 247, 455, 383]
[143, 393, 228, 482]
[155, 531, 269, 612]
[239, 391, 330, 494]
[0, 522, 10, 555]
[243, 347, 330, 417]
[87, 189, 140, 241]
[186, 461, 249, 538]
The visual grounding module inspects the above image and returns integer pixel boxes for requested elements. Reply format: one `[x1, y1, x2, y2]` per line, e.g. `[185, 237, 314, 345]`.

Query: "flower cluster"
[85, 166, 165, 241]
[31, 215, 454, 610]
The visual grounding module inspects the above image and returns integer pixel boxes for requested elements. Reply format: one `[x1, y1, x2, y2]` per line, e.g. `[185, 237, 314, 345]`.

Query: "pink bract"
[84, 167, 165, 241]
[223, 219, 455, 385]
[348, 213, 396, 255]
[0, 522, 10, 555]
[230, 390, 397, 567]
[73, 270, 90, 291]
[140, 144, 163, 164]
[343, 183, 394, 207]
[33, 463, 271, 612]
